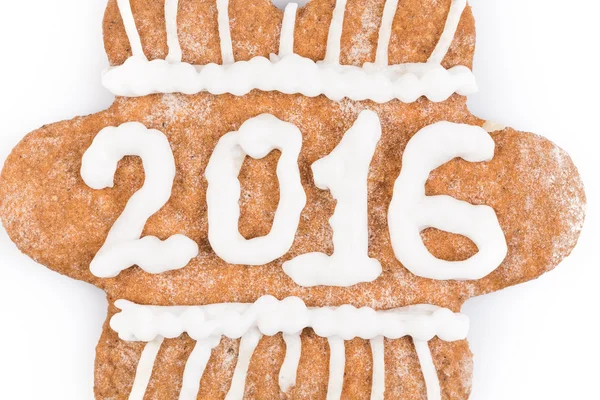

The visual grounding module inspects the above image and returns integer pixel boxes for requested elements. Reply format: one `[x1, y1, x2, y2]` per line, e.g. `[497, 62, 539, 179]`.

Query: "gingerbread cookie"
[0, 0, 586, 399]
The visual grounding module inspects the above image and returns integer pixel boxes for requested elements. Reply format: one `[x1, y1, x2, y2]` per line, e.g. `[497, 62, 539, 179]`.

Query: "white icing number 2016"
[206, 111, 507, 286]
[81, 122, 198, 278]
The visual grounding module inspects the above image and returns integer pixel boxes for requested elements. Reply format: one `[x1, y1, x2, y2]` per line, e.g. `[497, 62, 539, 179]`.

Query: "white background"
[0, 1, 598, 399]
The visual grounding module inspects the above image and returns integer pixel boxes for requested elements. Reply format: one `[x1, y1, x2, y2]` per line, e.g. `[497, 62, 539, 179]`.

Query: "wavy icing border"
[102, 54, 477, 102]
[110, 295, 469, 342]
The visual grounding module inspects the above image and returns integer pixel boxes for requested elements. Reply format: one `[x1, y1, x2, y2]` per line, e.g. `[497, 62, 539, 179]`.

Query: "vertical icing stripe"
[374, 0, 399, 66]
[116, 0, 147, 60]
[370, 337, 385, 400]
[279, 333, 302, 392]
[326, 337, 345, 400]
[216, 0, 235, 64]
[428, 0, 467, 64]
[324, 0, 348, 64]
[165, 0, 182, 62]
[279, 3, 299, 57]
[225, 329, 262, 400]
[129, 336, 164, 400]
[414, 340, 442, 400]
[179, 337, 221, 400]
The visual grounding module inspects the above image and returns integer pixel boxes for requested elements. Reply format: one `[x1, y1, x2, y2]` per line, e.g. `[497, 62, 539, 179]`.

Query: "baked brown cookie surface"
[0, 0, 585, 399]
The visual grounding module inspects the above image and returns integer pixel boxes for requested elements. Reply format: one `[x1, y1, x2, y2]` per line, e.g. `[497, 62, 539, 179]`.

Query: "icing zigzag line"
[111, 295, 469, 400]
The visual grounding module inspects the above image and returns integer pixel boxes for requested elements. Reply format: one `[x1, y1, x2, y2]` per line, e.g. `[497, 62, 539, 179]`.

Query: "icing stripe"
[279, 3, 298, 57]
[165, 0, 182, 62]
[374, 0, 399, 66]
[178, 337, 221, 400]
[225, 329, 263, 400]
[370, 336, 385, 400]
[324, 0, 348, 64]
[279, 333, 301, 392]
[216, 0, 235, 64]
[428, 0, 467, 64]
[116, 0, 146, 60]
[414, 340, 441, 400]
[129, 336, 163, 400]
[327, 337, 345, 400]
[102, 56, 477, 102]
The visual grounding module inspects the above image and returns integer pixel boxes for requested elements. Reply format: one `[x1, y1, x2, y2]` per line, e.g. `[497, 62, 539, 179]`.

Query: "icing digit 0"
[205, 114, 306, 266]
[81, 122, 199, 278]
[428, 0, 467, 64]
[165, 0, 182, 63]
[283, 110, 382, 287]
[388, 122, 507, 280]
[116, 0, 146, 60]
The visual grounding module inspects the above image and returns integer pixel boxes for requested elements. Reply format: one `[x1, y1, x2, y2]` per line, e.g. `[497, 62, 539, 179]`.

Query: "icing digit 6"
[388, 122, 508, 280]
[205, 114, 306, 265]
[81, 122, 199, 278]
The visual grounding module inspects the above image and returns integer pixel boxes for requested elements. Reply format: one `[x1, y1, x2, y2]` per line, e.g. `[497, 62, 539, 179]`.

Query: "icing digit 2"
[81, 122, 199, 278]
[283, 110, 382, 287]
[388, 122, 507, 280]
[205, 114, 306, 265]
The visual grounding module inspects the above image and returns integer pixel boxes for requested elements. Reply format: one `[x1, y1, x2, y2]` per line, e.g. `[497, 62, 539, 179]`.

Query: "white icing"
[374, 0, 399, 66]
[102, 54, 477, 102]
[414, 340, 441, 400]
[225, 328, 262, 400]
[326, 336, 345, 400]
[388, 122, 507, 280]
[205, 114, 306, 266]
[110, 296, 469, 343]
[283, 110, 382, 287]
[116, 0, 146, 60]
[129, 336, 163, 400]
[279, 333, 301, 392]
[324, 0, 348, 64]
[165, 0, 182, 63]
[179, 336, 221, 400]
[428, 0, 467, 64]
[115, 297, 468, 400]
[217, 0, 234, 64]
[279, 3, 298, 57]
[81, 122, 198, 278]
[370, 336, 385, 400]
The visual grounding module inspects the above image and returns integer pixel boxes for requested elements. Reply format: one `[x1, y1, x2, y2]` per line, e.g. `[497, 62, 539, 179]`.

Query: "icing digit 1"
[370, 336, 385, 400]
[388, 122, 507, 280]
[129, 336, 163, 400]
[374, 0, 399, 67]
[112, 297, 469, 400]
[225, 328, 263, 400]
[283, 110, 382, 287]
[279, 3, 298, 57]
[116, 0, 146, 60]
[279, 333, 301, 392]
[217, 0, 235, 64]
[327, 336, 345, 400]
[165, 0, 182, 63]
[81, 122, 199, 278]
[324, 0, 348, 64]
[414, 340, 441, 400]
[428, 0, 467, 64]
[205, 115, 306, 266]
